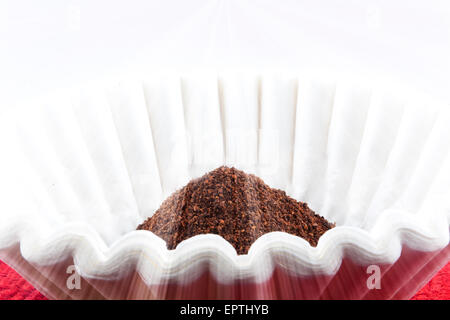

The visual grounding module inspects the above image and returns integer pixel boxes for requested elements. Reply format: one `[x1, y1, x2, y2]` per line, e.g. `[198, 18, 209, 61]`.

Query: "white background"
[1, 0, 450, 109]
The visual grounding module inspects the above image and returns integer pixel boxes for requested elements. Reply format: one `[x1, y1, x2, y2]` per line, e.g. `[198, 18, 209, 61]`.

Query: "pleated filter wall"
[0, 73, 448, 299]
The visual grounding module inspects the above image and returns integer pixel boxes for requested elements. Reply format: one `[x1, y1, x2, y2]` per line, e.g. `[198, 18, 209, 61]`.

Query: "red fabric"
[0, 259, 448, 300]
[411, 262, 450, 300]
[0, 260, 47, 300]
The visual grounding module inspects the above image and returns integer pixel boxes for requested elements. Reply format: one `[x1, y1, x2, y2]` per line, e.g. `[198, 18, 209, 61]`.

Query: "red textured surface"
[0, 260, 448, 300]
[411, 262, 450, 300]
[0, 260, 47, 300]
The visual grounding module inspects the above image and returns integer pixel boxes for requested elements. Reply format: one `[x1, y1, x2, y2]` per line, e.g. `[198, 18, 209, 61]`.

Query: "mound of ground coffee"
[137, 166, 334, 254]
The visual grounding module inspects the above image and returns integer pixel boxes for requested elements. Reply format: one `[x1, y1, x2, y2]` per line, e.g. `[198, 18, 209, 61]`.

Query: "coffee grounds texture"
[137, 166, 335, 255]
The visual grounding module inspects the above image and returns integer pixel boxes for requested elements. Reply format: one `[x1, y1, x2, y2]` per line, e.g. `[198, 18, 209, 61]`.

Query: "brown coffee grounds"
[137, 166, 335, 254]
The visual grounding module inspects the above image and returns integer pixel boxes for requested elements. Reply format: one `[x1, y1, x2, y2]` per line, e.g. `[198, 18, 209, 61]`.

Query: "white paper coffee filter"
[0, 73, 448, 297]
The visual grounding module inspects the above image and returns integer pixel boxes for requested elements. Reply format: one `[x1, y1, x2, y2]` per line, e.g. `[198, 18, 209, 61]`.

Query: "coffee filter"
[0, 72, 448, 299]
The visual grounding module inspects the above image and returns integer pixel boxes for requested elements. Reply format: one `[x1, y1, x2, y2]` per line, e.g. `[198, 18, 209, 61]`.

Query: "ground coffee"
[137, 166, 335, 254]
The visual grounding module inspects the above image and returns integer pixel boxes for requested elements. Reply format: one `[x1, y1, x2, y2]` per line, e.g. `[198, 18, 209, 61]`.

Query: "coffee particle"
[137, 166, 335, 255]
